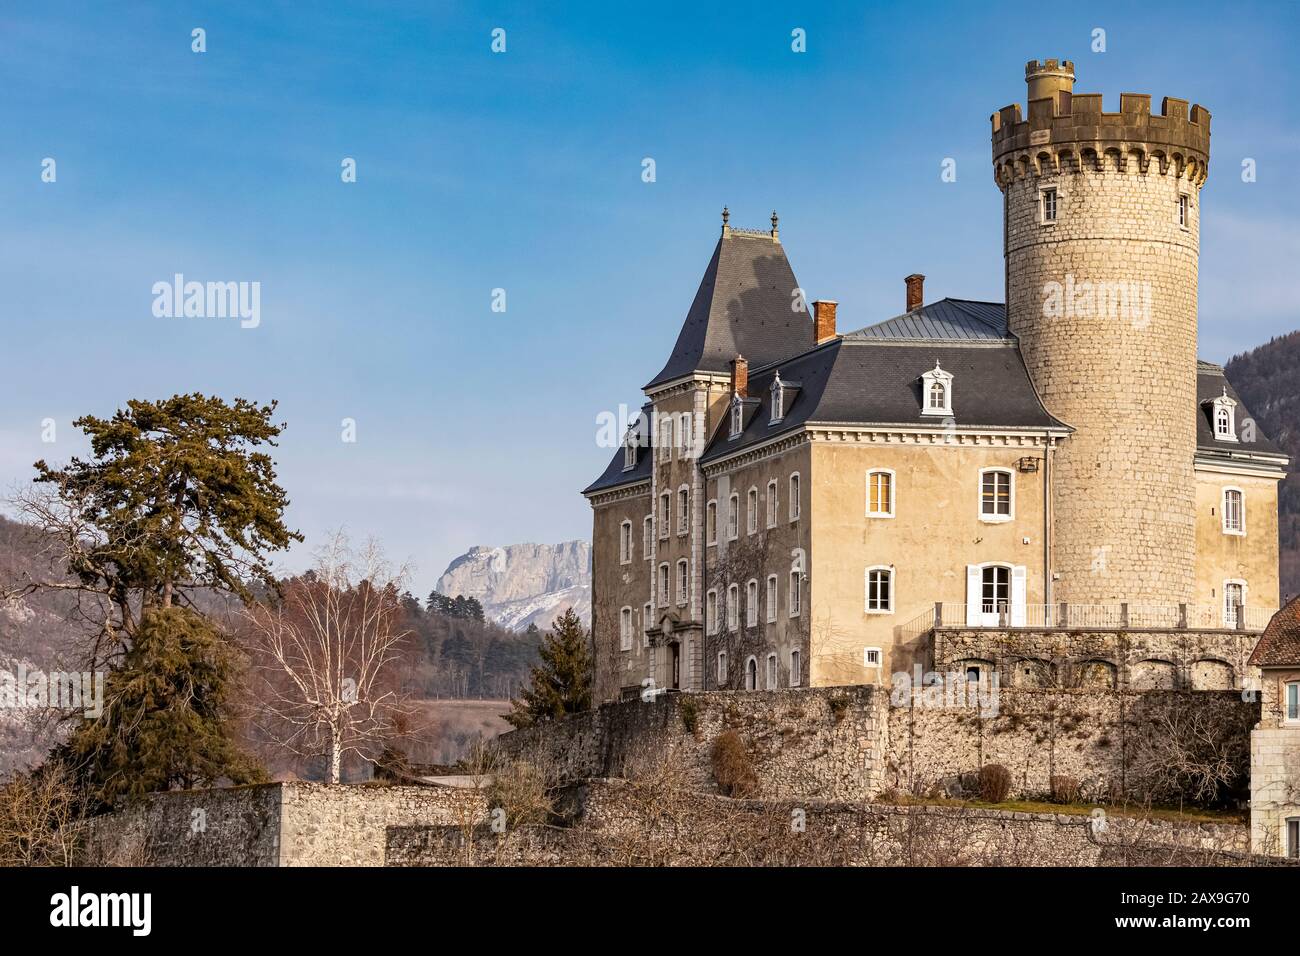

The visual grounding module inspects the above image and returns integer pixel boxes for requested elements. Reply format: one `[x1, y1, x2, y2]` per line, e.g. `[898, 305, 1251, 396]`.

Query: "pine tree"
[53, 607, 265, 807]
[504, 608, 593, 728]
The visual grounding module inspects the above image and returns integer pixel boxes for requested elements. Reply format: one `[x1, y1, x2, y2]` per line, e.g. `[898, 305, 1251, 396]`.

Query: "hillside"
[435, 541, 591, 631]
[1224, 332, 1300, 599]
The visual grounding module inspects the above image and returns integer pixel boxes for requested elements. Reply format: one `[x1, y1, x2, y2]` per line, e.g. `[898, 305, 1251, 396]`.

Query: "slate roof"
[1195, 361, 1285, 461]
[583, 405, 653, 495]
[645, 230, 810, 390]
[700, 304, 1069, 464]
[1249, 596, 1300, 667]
[848, 299, 1011, 342]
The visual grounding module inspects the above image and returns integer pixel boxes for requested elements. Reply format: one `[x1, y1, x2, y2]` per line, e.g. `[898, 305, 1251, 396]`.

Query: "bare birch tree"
[243, 532, 414, 783]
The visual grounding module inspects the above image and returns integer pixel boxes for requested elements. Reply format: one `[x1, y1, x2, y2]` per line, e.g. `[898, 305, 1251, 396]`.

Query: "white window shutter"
[1011, 565, 1027, 626]
[965, 565, 981, 625]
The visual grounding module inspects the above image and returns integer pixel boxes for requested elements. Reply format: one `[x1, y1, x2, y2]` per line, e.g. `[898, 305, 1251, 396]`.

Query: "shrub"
[679, 697, 699, 735]
[977, 763, 1012, 803]
[1050, 775, 1081, 804]
[484, 757, 553, 828]
[711, 730, 757, 797]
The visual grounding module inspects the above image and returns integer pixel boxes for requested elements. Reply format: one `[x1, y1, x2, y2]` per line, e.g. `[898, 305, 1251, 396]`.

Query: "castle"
[584, 60, 1288, 702]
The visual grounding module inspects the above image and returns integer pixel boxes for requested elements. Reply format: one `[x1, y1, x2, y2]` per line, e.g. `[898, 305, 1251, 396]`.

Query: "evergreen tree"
[504, 608, 592, 728]
[53, 607, 265, 807]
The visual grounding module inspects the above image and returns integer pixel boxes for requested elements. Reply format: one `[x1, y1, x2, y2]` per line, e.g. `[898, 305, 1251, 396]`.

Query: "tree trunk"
[328, 729, 342, 785]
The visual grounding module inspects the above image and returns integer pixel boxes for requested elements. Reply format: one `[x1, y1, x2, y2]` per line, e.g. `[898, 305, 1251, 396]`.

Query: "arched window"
[746, 579, 759, 627]
[789, 569, 802, 617]
[619, 520, 632, 564]
[706, 589, 718, 635]
[770, 374, 786, 423]
[676, 559, 689, 606]
[789, 649, 801, 687]
[727, 584, 739, 630]
[1211, 388, 1238, 442]
[928, 380, 946, 410]
[866, 566, 894, 614]
[619, 607, 633, 651]
[727, 494, 739, 540]
[729, 398, 744, 438]
[717, 650, 728, 684]
[979, 468, 1014, 520]
[1222, 487, 1245, 535]
[745, 656, 758, 691]
[789, 473, 801, 520]
[921, 361, 953, 416]
[677, 486, 689, 535]
[766, 574, 778, 622]
[657, 563, 669, 608]
[867, 469, 895, 517]
[747, 487, 758, 534]
[765, 653, 778, 689]
[766, 480, 778, 527]
[642, 515, 653, 558]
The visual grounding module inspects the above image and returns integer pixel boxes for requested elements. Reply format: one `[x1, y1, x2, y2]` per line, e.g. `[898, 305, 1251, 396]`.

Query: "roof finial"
[1222, 385, 1229, 398]
[721, 205, 730, 236]
[770, 209, 779, 240]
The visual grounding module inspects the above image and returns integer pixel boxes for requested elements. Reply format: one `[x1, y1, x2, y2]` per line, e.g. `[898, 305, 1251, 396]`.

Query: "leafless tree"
[0, 763, 89, 866]
[242, 532, 415, 784]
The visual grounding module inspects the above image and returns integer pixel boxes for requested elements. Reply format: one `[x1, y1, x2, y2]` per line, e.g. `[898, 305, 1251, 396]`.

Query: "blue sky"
[2, 1, 1297, 596]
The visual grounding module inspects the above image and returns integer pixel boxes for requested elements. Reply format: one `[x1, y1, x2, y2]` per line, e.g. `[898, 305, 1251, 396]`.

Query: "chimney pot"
[905, 274, 925, 312]
[813, 300, 838, 345]
[730, 355, 748, 398]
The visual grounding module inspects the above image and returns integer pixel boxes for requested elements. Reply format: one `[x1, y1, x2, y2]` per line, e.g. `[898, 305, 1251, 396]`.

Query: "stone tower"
[992, 59, 1210, 604]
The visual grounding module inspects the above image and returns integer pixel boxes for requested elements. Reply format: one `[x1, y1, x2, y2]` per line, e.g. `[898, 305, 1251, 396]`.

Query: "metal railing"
[916, 601, 1276, 633]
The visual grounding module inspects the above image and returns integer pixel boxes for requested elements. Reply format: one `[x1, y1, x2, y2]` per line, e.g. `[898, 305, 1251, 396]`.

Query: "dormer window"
[622, 425, 638, 471]
[729, 396, 744, 439]
[920, 361, 953, 417]
[770, 373, 785, 424]
[1212, 388, 1238, 442]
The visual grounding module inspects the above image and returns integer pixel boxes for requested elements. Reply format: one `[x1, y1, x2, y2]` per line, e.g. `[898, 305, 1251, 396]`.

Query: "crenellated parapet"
[991, 59, 1210, 187]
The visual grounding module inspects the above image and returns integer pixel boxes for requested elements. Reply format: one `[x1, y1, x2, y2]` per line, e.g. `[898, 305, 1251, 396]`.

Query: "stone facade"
[1249, 662, 1300, 856]
[85, 782, 486, 867]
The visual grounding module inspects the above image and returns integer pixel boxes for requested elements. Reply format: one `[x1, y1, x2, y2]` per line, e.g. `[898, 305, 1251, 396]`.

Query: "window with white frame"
[619, 520, 632, 564]
[659, 492, 670, 539]
[727, 584, 739, 630]
[677, 487, 689, 535]
[1223, 580, 1246, 627]
[1041, 187, 1057, 223]
[770, 373, 785, 423]
[658, 414, 673, 461]
[765, 653, 778, 690]
[679, 412, 692, 458]
[717, 650, 728, 684]
[920, 361, 953, 417]
[979, 468, 1013, 520]
[746, 579, 758, 627]
[643, 602, 652, 646]
[789, 569, 801, 617]
[1178, 193, 1189, 228]
[1288, 817, 1300, 860]
[1222, 487, 1245, 535]
[643, 515, 653, 558]
[766, 575, 778, 622]
[766, 480, 778, 527]
[706, 589, 717, 635]
[1212, 389, 1238, 442]
[657, 563, 669, 607]
[745, 656, 758, 690]
[728, 493, 739, 540]
[865, 566, 893, 614]
[676, 559, 688, 606]
[863, 646, 882, 668]
[623, 426, 638, 471]
[1286, 681, 1300, 724]
[747, 488, 758, 534]
[789, 649, 801, 687]
[706, 499, 717, 544]
[619, 607, 632, 651]
[789, 472, 801, 520]
[866, 469, 894, 517]
[729, 397, 743, 439]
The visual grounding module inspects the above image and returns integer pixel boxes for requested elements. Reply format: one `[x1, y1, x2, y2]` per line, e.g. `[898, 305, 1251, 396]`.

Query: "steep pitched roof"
[645, 230, 809, 390]
[1196, 361, 1285, 461]
[1249, 596, 1300, 667]
[583, 405, 653, 496]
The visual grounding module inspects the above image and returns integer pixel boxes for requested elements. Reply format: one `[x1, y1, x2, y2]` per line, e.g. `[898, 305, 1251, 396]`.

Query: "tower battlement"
[992, 59, 1209, 187]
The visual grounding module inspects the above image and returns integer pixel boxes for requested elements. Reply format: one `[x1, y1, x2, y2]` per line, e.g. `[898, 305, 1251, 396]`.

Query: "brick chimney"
[730, 355, 748, 398]
[905, 274, 925, 312]
[813, 300, 838, 345]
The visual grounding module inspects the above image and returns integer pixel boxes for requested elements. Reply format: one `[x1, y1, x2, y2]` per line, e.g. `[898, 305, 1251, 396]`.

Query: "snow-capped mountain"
[434, 541, 591, 632]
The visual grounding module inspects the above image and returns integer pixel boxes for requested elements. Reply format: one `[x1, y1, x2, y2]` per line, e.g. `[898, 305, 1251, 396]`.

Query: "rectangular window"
[658, 564, 669, 608]
[746, 580, 758, 627]
[866, 568, 893, 613]
[619, 522, 632, 564]
[864, 647, 882, 667]
[747, 489, 758, 534]
[1178, 193, 1189, 228]
[789, 650, 801, 687]
[766, 654, 777, 690]
[706, 589, 717, 635]
[1223, 489, 1244, 534]
[727, 585, 738, 630]
[789, 571, 801, 617]
[789, 473, 801, 520]
[867, 470, 893, 517]
[676, 560, 688, 606]
[1288, 819, 1300, 859]
[706, 500, 717, 544]
[728, 494, 739, 540]
[1041, 187, 1057, 223]
[643, 603, 652, 647]
[766, 575, 777, 622]
[620, 607, 632, 651]
[766, 481, 778, 528]
[1224, 582, 1245, 627]
[679, 412, 692, 458]
[1286, 682, 1299, 722]
[659, 493, 670, 539]
[980, 470, 1012, 519]
[677, 488, 688, 535]
[643, 516, 653, 558]
[717, 651, 727, 684]
[982, 565, 1011, 615]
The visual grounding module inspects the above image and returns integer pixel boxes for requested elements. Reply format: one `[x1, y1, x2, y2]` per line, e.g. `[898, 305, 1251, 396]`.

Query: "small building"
[1248, 599, 1300, 857]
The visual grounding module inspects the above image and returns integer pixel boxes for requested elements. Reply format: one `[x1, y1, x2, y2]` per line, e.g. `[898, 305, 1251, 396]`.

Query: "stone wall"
[85, 781, 486, 867]
[1249, 726, 1300, 856]
[934, 626, 1259, 690]
[887, 687, 1256, 802]
[497, 686, 888, 801]
[387, 778, 1266, 867]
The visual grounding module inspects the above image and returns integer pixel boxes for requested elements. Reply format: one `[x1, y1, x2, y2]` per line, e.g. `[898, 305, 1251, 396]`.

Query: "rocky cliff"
[434, 541, 591, 632]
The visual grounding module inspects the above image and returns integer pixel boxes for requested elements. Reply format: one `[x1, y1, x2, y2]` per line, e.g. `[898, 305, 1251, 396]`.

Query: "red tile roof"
[1249, 596, 1300, 667]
